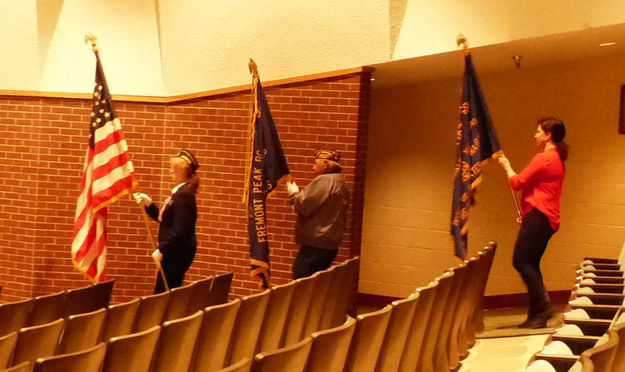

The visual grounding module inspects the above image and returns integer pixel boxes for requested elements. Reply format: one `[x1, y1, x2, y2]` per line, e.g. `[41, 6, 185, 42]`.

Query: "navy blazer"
[146, 183, 197, 262]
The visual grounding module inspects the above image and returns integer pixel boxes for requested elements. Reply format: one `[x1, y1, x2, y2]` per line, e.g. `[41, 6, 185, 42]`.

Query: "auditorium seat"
[318, 261, 347, 331]
[416, 270, 455, 372]
[305, 316, 356, 372]
[100, 297, 140, 341]
[256, 280, 296, 353]
[187, 275, 214, 314]
[101, 325, 161, 372]
[251, 336, 312, 372]
[163, 282, 196, 321]
[332, 257, 360, 327]
[0, 299, 33, 337]
[1, 361, 32, 372]
[132, 290, 170, 333]
[436, 262, 468, 372]
[529, 328, 618, 372]
[191, 299, 241, 372]
[11, 318, 64, 366]
[151, 310, 203, 372]
[0, 332, 17, 369]
[451, 253, 481, 361]
[90, 280, 114, 311]
[302, 268, 333, 338]
[216, 357, 251, 372]
[228, 289, 270, 365]
[62, 284, 94, 318]
[376, 292, 419, 372]
[207, 272, 234, 307]
[26, 291, 66, 327]
[343, 304, 392, 372]
[57, 307, 106, 354]
[282, 275, 316, 347]
[398, 280, 438, 372]
[471, 242, 497, 333]
[32, 342, 106, 372]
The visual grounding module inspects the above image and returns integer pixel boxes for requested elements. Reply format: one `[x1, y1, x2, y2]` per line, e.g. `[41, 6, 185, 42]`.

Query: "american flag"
[71, 54, 137, 282]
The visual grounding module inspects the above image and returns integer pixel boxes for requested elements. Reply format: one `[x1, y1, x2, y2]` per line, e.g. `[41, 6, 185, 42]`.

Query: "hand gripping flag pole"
[84, 34, 169, 291]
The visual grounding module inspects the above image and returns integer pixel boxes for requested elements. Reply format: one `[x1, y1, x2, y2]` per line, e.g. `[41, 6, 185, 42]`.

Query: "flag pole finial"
[456, 34, 470, 55]
[85, 34, 98, 53]
[248, 58, 259, 78]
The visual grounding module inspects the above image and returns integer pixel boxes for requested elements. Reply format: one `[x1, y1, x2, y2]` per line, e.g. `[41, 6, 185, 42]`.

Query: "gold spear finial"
[456, 34, 470, 55]
[85, 33, 98, 53]
[248, 58, 259, 78]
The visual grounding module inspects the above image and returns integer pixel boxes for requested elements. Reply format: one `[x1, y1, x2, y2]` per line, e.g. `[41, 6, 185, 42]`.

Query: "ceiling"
[371, 22, 625, 88]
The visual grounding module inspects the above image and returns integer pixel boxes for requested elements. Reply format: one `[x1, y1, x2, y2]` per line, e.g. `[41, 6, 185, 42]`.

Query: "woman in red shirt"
[498, 117, 568, 328]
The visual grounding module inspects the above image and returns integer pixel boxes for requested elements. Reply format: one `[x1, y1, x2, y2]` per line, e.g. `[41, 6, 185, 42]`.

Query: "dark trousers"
[154, 254, 194, 294]
[513, 208, 555, 315]
[293, 245, 338, 279]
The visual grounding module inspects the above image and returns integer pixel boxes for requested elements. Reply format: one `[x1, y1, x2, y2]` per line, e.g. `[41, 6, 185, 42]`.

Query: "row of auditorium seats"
[525, 250, 625, 371]
[241, 242, 496, 372]
[0, 271, 234, 371]
[0, 256, 360, 372]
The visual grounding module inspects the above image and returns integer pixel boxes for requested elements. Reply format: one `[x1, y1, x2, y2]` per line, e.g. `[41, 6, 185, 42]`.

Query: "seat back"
[228, 289, 271, 364]
[302, 269, 333, 337]
[187, 275, 214, 314]
[332, 257, 359, 327]
[101, 325, 161, 372]
[257, 280, 296, 353]
[163, 282, 196, 321]
[32, 342, 106, 372]
[376, 292, 419, 372]
[90, 280, 114, 310]
[343, 304, 393, 372]
[217, 357, 251, 372]
[133, 290, 170, 332]
[417, 270, 455, 372]
[57, 308, 106, 354]
[12, 318, 65, 365]
[306, 316, 356, 372]
[207, 272, 234, 307]
[192, 299, 241, 372]
[151, 310, 203, 372]
[26, 291, 66, 327]
[63, 285, 95, 318]
[453, 254, 481, 359]
[472, 242, 497, 332]
[318, 262, 348, 330]
[282, 275, 316, 347]
[435, 263, 467, 372]
[399, 281, 438, 372]
[583, 329, 619, 371]
[0, 332, 17, 369]
[0, 299, 33, 337]
[2, 361, 32, 372]
[252, 337, 312, 372]
[101, 298, 140, 341]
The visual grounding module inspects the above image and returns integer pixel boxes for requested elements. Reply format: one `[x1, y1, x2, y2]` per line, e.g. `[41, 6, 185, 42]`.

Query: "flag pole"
[131, 191, 170, 292]
[456, 34, 522, 223]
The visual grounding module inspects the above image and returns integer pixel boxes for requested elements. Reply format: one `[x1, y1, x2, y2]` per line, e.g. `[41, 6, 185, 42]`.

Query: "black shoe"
[518, 309, 553, 329]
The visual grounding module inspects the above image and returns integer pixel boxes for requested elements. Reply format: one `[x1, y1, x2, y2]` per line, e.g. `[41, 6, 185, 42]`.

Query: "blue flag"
[451, 53, 502, 259]
[246, 79, 290, 288]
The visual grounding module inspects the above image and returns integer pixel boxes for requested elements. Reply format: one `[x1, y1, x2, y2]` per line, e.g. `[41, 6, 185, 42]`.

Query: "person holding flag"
[134, 149, 200, 293]
[498, 118, 568, 328]
[287, 150, 349, 279]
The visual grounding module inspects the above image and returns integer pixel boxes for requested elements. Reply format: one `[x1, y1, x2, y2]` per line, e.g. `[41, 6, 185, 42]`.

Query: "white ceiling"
[371, 22, 625, 87]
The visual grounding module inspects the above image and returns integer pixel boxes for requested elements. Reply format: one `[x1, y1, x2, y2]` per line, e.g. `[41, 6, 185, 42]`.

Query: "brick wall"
[0, 71, 371, 303]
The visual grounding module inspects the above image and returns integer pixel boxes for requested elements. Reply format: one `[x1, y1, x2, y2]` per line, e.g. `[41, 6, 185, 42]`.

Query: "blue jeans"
[513, 208, 555, 315]
[293, 245, 338, 279]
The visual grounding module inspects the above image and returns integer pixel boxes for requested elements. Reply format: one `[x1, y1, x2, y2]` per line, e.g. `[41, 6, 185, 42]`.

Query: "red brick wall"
[0, 71, 371, 303]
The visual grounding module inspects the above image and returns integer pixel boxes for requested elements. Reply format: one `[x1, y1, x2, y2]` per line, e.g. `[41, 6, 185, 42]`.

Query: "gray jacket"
[292, 172, 349, 250]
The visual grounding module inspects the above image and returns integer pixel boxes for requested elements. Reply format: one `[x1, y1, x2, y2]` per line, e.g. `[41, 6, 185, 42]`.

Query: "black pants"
[154, 252, 194, 294]
[513, 208, 555, 315]
[293, 245, 338, 279]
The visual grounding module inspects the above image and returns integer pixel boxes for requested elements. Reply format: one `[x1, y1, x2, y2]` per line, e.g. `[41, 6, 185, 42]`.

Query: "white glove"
[152, 249, 163, 262]
[133, 192, 153, 207]
[286, 181, 299, 196]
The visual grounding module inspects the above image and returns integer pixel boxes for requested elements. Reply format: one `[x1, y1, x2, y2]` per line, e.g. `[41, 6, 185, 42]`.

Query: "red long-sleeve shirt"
[509, 148, 565, 231]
